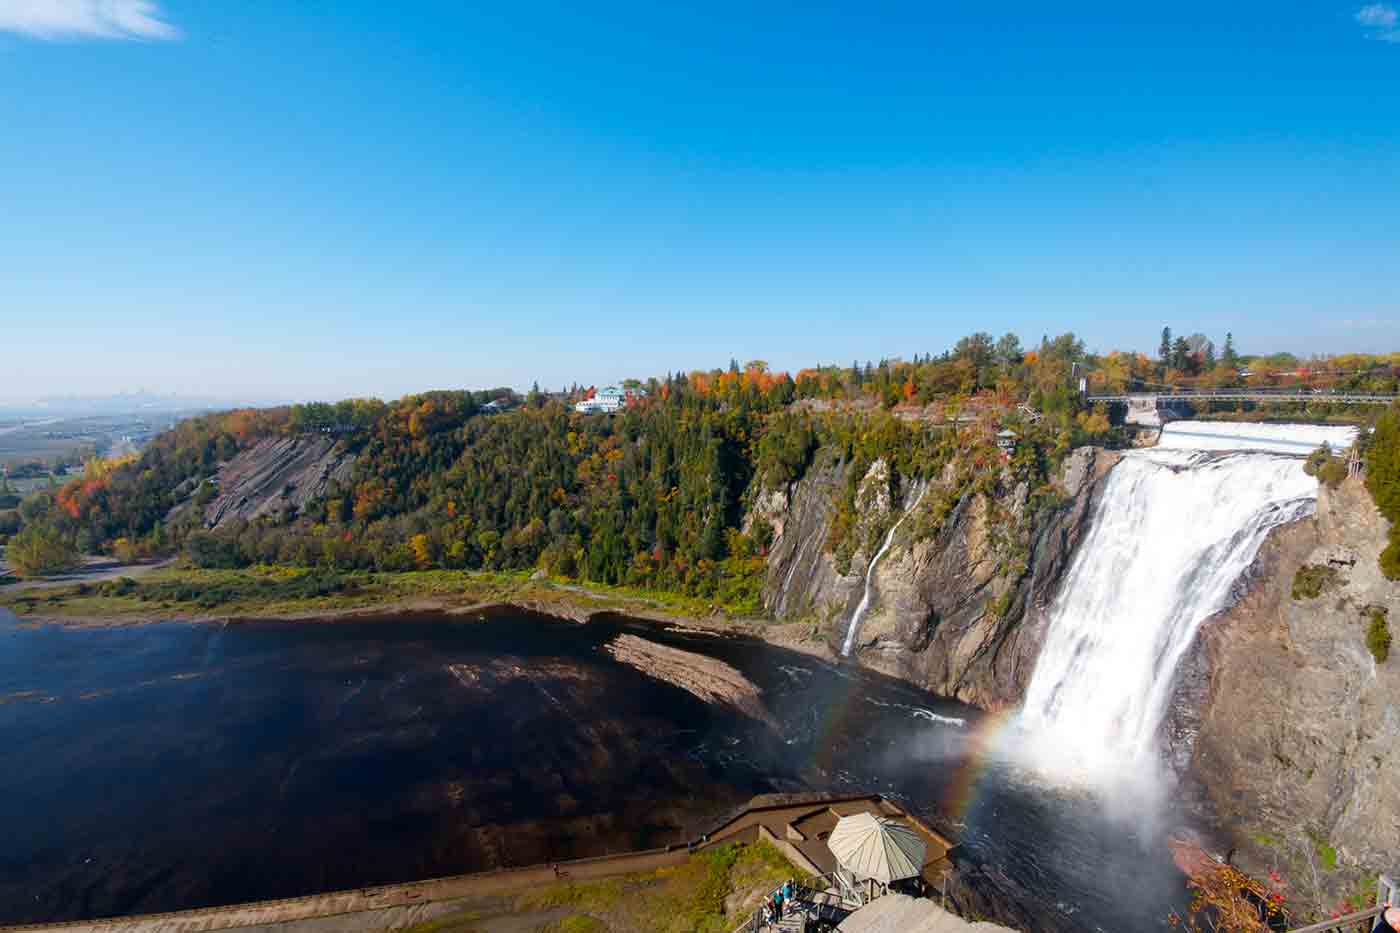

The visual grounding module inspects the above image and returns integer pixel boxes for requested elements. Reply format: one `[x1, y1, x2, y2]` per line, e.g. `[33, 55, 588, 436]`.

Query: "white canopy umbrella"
[826, 812, 927, 884]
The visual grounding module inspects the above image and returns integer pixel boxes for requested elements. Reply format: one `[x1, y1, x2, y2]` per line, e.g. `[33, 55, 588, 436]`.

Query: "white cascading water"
[841, 486, 927, 657]
[1018, 421, 1357, 782]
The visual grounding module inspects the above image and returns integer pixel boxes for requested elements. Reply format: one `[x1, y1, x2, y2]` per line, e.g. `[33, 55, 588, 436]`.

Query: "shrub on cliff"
[1366, 608, 1391, 664]
[1304, 444, 1349, 489]
[1382, 536, 1400, 582]
[1316, 458, 1348, 488]
[1292, 563, 1339, 601]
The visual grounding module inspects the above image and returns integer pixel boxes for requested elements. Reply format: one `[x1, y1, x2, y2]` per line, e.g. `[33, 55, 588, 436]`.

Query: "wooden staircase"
[769, 911, 806, 933]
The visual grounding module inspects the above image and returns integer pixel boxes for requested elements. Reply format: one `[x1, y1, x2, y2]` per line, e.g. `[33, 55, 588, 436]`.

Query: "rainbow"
[941, 708, 1020, 821]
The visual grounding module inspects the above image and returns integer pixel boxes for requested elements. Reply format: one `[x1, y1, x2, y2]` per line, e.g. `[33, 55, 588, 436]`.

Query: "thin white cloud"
[0, 0, 179, 40]
[1357, 2, 1398, 25]
[1356, 3, 1400, 41]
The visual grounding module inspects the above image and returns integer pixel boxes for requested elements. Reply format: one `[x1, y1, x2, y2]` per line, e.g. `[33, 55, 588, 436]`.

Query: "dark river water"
[0, 607, 1189, 930]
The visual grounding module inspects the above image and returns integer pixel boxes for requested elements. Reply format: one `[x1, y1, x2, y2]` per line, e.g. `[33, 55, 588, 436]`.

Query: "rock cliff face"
[1192, 477, 1400, 906]
[758, 454, 862, 621]
[204, 436, 356, 529]
[756, 447, 1118, 709]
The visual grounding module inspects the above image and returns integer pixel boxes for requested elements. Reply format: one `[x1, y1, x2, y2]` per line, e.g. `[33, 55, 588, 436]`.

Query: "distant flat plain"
[0, 412, 179, 469]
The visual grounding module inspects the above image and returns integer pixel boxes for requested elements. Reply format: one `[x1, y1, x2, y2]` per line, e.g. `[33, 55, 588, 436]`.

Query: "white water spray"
[1019, 422, 1355, 782]
[841, 486, 926, 657]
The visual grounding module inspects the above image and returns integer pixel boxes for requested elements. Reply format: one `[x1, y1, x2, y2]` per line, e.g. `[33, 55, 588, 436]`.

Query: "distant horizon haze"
[1, 0, 1396, 401]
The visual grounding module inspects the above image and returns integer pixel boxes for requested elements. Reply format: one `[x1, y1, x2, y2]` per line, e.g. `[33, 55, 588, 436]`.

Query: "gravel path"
[0, 557, 174, 593]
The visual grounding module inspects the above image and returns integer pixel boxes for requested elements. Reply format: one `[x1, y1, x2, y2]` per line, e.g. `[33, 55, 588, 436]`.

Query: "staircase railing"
[727, 871, 868, 933]
[1286, 906, 1383, 933]
[801, 870, 865, 908]
[1285, 874, 1397, 933]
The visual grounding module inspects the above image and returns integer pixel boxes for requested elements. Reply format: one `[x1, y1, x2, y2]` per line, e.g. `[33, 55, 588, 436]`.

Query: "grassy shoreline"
[0, 564, 833, 655]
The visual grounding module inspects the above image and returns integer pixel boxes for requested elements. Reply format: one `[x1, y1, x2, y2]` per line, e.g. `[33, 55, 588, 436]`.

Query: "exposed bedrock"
[1191, 477, 1400, 903]
[756, 447, 1116, 709]
[204, 436, 357, 529]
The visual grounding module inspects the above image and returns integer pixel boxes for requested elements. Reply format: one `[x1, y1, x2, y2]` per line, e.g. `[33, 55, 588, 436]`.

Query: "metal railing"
[1286, 905, 1383, 933]
[727, 871, 868, 933]
[1087, 391, 1398, 404]
[1285, 874, 1398, 933]
[805, 869, 866, 908]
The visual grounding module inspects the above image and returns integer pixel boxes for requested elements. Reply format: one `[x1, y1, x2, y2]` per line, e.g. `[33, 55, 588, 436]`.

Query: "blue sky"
[0, 0, 1397, 402]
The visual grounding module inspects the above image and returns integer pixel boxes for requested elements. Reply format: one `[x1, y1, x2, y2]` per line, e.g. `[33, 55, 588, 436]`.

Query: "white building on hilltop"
[574, 385, 644, 414]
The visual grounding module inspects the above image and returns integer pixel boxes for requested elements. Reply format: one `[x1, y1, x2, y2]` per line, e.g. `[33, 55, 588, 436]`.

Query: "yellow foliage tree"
[409, 533, 433, 569]
[6, 523, 80, 579]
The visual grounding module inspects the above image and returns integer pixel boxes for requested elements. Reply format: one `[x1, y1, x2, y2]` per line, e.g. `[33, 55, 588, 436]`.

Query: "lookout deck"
[696, 793, 955, 893]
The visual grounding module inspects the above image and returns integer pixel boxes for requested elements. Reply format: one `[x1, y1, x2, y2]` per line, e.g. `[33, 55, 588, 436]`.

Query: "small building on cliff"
[574, 385, 646, 414]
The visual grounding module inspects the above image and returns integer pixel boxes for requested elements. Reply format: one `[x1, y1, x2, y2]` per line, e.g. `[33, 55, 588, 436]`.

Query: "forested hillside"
[8, 333, 1399, 601]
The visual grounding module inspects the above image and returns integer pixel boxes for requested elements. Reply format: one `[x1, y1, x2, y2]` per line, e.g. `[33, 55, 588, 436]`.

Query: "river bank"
[0, 565, 836, 660]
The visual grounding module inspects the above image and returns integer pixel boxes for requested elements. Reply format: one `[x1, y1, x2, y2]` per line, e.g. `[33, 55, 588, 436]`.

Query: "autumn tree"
[5, 523, 80, 579]
[1166, 835, 1293, 932]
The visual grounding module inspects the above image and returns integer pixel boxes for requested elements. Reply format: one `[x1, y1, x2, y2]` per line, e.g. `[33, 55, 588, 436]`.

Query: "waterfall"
[841, 486, 926, 657]
[1018, 421, 1356, 780]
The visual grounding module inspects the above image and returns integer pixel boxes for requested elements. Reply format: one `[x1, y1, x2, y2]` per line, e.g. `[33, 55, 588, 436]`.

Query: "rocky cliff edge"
[1194, 476, 1400, 909]
[756, 446, 1118, 709]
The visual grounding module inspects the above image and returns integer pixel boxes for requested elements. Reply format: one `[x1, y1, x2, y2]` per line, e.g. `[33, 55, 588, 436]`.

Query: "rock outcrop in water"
[755, 446, 1115, 708]
[1193, 475, 1400, 908]
[603, 633, 777, 727]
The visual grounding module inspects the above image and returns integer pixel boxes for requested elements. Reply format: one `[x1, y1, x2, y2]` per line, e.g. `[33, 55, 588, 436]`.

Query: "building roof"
[828, 813, 927, 883]
[837, 894, 1014, 932]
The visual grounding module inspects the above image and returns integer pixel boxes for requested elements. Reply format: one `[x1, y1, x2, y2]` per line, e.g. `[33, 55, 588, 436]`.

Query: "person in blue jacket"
[1374, 906, 1400, 932]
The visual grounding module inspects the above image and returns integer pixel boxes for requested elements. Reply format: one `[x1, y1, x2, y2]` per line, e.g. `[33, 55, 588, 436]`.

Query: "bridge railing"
[1086, 390, 1397, 404]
